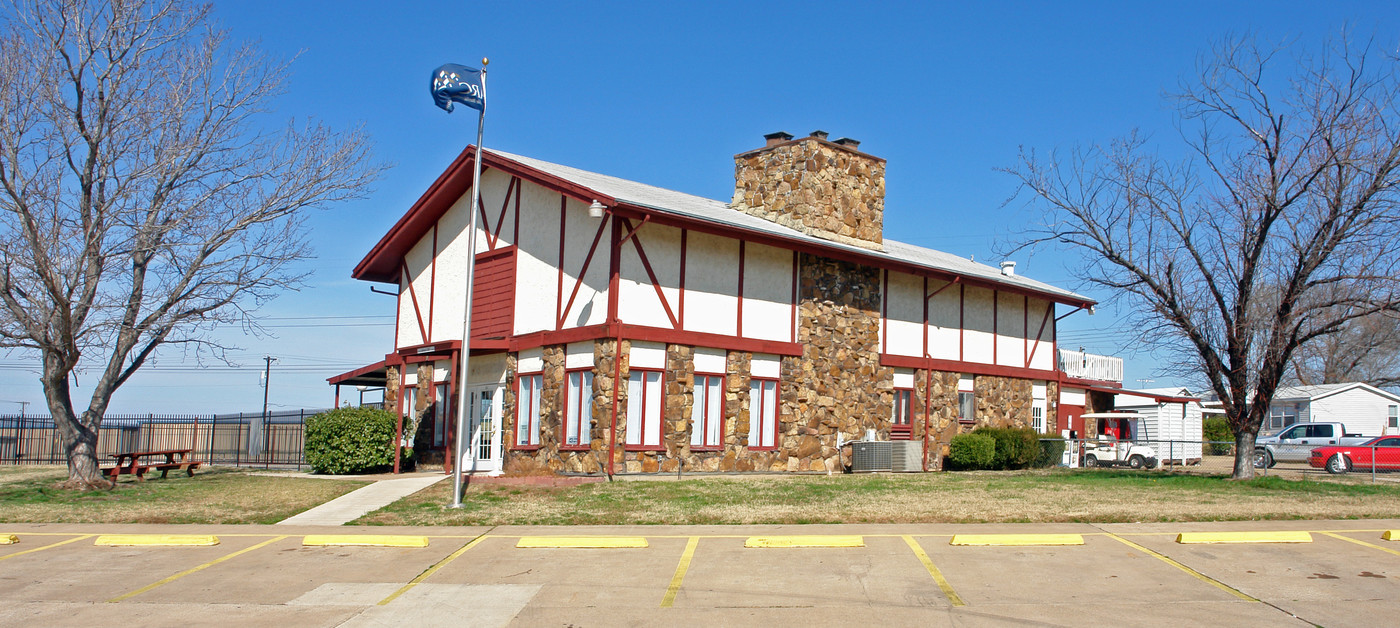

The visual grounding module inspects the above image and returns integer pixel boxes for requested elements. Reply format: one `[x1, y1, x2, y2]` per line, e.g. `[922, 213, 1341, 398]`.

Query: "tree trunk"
[1231, 430, 1257, 480]
[60, 422, 111, 490]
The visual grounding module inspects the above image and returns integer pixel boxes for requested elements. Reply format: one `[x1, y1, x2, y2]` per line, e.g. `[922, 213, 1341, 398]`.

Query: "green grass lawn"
[0, 466, 369, 525]
[354, 469, 1400, 526]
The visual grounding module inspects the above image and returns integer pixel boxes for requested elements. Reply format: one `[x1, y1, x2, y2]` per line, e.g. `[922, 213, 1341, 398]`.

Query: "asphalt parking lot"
[2, 520, 1399, 627]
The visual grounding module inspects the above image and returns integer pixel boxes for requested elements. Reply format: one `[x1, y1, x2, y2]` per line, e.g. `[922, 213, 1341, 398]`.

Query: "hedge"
[946, 434, 995, 470]
[972, 426, 1041, 469]
[1203, 416, 1233, 455]
[304, 406, 405, 474]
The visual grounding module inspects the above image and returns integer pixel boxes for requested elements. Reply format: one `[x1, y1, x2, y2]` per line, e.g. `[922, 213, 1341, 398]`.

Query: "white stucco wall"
[618, 222, 683, 329]
[683, 231, 739, 337]
[884, 271, 924, 357]
[995, 291, 1024, 367]
[927, 280, 959, 361]
[962, 286, 994, 364]
[740, 242, 793, 342]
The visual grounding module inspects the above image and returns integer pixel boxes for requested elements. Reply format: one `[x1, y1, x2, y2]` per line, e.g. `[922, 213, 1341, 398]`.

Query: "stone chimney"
[732, 130, 886, 250]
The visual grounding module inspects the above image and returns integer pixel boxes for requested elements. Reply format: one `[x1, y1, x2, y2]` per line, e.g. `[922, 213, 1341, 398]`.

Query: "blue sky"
[1, 1, 1395, 415]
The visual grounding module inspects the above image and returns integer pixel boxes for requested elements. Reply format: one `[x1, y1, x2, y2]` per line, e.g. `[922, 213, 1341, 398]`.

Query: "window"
[1390, 405, 1398, 429]
[1268, 405, 1297, 431]
[690, 374, 724, 449]
[626, 370, 664, 448]
[1031, 382, 1047, 433]
[892, 389, 913, 439]
[515, 374, 543, 447]
[957, 375, 975, 423]
[563, 370, 593, 448]
[748, 378, 778, 449]
[432, 384, 449, 447]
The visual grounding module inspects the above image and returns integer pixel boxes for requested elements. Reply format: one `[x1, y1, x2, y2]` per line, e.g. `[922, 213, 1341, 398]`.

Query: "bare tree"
[0, 0, 380, 488]
[1005, 36, 1400, 479]
[1288, 310, 1400, 388]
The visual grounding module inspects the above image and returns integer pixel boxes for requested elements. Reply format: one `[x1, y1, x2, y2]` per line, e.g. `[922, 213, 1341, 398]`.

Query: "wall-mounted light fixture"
[588, 200, 606, 218]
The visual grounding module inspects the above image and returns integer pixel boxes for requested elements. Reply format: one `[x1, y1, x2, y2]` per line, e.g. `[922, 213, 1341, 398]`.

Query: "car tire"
[1084, 455, 1098, 468]
[1128, 454, 1145, 469]
[1326, 454, 1350, 475]
[1253, 449, 1274, 469]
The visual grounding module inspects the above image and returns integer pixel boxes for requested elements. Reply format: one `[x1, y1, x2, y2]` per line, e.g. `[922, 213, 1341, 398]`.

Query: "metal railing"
[0, 410, 328, 469]
[1056, 349, 1124, 382]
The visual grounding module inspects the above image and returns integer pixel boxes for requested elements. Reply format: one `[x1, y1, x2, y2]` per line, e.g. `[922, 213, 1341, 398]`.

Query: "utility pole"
[262, 355, 276, 421]
[252, 356, 277, 457]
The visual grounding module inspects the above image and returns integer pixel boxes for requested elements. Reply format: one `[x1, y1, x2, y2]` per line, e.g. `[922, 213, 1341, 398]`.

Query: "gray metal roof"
[492, 149, 1091, 304]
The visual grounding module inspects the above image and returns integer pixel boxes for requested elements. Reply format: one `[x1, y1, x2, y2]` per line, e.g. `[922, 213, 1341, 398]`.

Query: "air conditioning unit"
[850, 441, 892, 472]
[891, 440, 923, 472]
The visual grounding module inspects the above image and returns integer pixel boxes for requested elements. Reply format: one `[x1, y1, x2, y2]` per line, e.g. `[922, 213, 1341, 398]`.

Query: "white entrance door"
[463, 384, 503, 474]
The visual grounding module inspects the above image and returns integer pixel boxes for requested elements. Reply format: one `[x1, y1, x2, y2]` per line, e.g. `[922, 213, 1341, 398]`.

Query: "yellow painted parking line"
[1318, 532, 1400, 558]
[0, 534, 92, 561]
[378, 533, 491, 606]
[1382, 530, 1400, 541]
[949, 534, 1083, 546]
[108, 536, 289, 603]
[517, 536, 649, 548]
[302, 535, 429, 548]
[0, 534, 17, 544]
[1105, 533, 1257, 602]
[745, 535, 864, 548]
[95, 534, 220, 547]
[903, 535, 965, 606]
[660, 537, 700, 608]
[1175, 531, 1311, 544]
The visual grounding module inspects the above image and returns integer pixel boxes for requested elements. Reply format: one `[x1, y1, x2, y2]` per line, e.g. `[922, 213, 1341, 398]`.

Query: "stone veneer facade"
[732, 132, 886, 250]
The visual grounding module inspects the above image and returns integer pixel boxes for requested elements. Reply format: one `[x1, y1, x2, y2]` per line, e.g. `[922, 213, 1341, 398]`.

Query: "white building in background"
[1114, 387, 1205, 464]
[1262, 383, 1400, 437]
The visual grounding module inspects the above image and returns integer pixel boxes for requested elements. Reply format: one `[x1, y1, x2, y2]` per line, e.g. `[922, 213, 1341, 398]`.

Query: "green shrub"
[1203, 416, 1233, 455]
[973, 426, 1041, 469]
[946, 434, 996, 470]
[1034, 437, 1066, 468]
[305, 407, 404, 474]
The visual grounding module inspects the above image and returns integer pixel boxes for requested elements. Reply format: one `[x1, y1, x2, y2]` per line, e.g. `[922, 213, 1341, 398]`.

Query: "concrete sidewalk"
[276, 472, 449, 526]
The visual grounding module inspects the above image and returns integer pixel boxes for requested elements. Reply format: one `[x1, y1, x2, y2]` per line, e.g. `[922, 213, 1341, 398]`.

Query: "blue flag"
[431, 63, 485, 113]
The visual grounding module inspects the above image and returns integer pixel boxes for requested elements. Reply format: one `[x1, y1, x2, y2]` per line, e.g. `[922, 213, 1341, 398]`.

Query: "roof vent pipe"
[1000, 261, 1016, 276]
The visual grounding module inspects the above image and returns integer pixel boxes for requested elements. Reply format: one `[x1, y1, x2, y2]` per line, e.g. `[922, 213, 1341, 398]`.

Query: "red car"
[1308, 436, 1400, 474]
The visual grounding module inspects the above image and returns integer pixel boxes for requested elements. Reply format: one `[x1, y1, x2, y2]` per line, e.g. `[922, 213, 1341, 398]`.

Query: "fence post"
[1373, 444, 1378, 483]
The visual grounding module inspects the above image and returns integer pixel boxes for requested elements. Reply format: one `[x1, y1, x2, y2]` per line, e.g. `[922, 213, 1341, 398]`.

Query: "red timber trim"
[489, 176, 517, 250]
[429, 224, 438, 339]
[395, 340, 462, 358]
[401, 263, 428, 344]
[355, 148, 1095, 312]
[678, 229, 687, 328]
[555, 195, 566, 330]
[1066, 379, 1125, 391]
[621, 217, 679, 329]
[921, 276, 928, 358]
[607, 215, 622, 323]
[1026, 300, 1053, 369]
[1022, 294, 1029, 369]
[556, 210, 610, 330]
[736, 240, 746, 336]
[327, 359, 389, 385]
[790, 251, 798, 343]
[881, 353, 1059, 382]
[512, 177, 521, 243]
[509, 323, 803, 356]
[625, 367, 666, 451]
[601, 204, 1094, 309]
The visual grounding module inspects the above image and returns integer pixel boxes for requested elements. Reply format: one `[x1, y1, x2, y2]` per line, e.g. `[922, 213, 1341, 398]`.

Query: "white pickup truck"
[1253, 422, 1370, 468]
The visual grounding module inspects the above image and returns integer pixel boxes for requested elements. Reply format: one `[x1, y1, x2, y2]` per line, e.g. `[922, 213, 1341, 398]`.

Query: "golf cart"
[1079, 413, 1159, 469]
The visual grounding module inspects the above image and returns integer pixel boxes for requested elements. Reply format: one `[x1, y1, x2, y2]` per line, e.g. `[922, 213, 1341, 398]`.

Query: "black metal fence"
[0, 410, 329, 469]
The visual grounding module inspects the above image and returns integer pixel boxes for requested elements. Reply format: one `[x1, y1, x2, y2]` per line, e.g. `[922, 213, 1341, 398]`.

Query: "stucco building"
[329, 131, 1123, 475]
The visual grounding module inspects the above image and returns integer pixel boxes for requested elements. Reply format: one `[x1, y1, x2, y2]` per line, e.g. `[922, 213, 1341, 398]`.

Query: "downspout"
[923, 362, 932, 471]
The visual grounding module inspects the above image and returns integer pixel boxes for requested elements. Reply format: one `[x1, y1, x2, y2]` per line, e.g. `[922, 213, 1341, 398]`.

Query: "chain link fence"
[1047, 437, 1400, 482]
[0, 410, 329, 469]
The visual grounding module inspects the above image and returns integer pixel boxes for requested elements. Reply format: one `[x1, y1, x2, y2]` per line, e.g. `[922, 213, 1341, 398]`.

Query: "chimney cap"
[809, 130, 829, 140]
[763, 131, 794, 147]
[833, 137, 861, 149]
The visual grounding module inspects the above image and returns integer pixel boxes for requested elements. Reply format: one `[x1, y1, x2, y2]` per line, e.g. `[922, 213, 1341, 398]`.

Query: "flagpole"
[451, 58, 487, 509]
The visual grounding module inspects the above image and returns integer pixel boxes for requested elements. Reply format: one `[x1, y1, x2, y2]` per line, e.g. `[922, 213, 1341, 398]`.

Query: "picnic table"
[104, 448, 203, 482]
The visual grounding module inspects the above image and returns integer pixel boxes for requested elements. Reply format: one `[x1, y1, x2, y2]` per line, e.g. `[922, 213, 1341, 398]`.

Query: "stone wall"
[781, 253, 891, 472]
[974, 375, 1033, 430]
[732, 133, 886, 250]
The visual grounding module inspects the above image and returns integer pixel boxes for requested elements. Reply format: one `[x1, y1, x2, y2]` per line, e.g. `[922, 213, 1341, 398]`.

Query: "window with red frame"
[892, 388, 913, 440]
[690, 374, 724, 449]
[563, 369, 593, 448]
[748, 378, 778, 449]
[516, 374, 543, 446]
[625, 369, 664, 448]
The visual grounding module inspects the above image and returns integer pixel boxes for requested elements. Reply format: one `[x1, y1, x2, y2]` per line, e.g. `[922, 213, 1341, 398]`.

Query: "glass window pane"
[748, 380, 761, 447]
[646, 372, 662, 446]
[762, 380, 777, 448]
[626, 372, 642, 446]
[691, 378, 705, 447]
